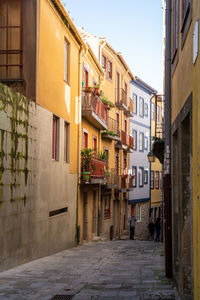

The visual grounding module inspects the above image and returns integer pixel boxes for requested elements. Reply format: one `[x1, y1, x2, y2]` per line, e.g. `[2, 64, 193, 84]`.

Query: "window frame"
[144, 170, 148, 184]
[0, 0, 23, 80]
[108, 60, 112, 80]
[144, 103, 148, 117]
[138, 167, 144, 187]
[144, 136, 148, 151]
[133, 93, 137, 114]
[139, 132, 144, 152]
[64, 39, 70, 84]
[151, 170, 154, 189]
[132, 166, 137, 187]
[52, 115, 60, 161]
[139, 97, 144, 118]
[155, 170, 159, 189]
[64, 121, 70, 163]
[83, 129, 88, 148]
[136, 204, 142, 222]
[132, 129, 137, 151]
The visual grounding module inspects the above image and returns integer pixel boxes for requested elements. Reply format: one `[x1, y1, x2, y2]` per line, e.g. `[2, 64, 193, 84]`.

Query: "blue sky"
[62, 0, 164, 93]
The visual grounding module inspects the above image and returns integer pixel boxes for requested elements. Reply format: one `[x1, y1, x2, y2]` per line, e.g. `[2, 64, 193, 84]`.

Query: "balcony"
[105, 168, 120, 189]
[82, 91, 108, 130]
[115, 88, 130, 114]
[128, 175, 134, 190]
[102, 117, 120, 141]
[81, 157, 107, 185]
[124, 98, 134, 118]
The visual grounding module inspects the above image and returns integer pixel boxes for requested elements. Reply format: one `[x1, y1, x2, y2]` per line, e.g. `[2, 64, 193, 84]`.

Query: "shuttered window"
[0, 0, 23, 80]
[64, 39, 70, 83]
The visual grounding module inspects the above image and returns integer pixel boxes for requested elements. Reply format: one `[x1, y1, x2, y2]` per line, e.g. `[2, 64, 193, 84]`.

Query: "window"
[83, 65, 89, 88]
[64, 122, 70, 163]
[115, 71, 120, 103]
[144, 136, 148, 151]
[116, 112, 120, 132]
[139, 132, 144, 152]
[52, 115, 59, 161]
[132, 166, 137, 187]
[157, 106, 160, 123]
[108, 60, 112, 79]
[182, 0, 190, 23]
[102, 55, 106, 70]
[151, 103, 155, 120]
[64, 39, 70, 83]
[155, 171, 159, 189]
[133, 94, 137, 114]
[136, 205, 141, 222]
[104, 195, 110, 219]
[144, 170, 148, 184]
[0, 0, 23, 80]
[151, 171, 154, 189]
[139, 97, 144, 117]
[172, 0, 179, 56]
[104, 149, 109, 165]
[144, 103, 148, 117]
[139, 167, 143, 187]
[83, 130, 88, 148]
[93, 136, 97, 156]
[132, 129, 137, 151]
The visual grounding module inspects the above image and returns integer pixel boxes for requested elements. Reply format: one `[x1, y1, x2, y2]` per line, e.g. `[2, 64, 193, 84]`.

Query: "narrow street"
[0, 240, 179, 300]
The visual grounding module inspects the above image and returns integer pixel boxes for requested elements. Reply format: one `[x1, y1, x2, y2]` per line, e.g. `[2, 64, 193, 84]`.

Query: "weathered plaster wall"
[0, 84, 77, 271]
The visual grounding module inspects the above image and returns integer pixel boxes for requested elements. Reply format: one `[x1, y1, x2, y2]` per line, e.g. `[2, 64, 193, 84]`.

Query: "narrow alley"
[0, 240, 179, 300]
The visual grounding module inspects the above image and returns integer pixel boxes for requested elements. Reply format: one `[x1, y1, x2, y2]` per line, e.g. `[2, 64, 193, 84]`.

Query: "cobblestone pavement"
[0, 240, 179, 300]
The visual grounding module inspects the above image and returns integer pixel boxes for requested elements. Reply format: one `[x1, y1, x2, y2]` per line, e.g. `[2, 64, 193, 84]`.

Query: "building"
[150, 95, 164, 228]
[0, 0, 86, 270]
[165, 0, 200, 299]
[129, 78, 157, 240]
[79, 29, 135, 240]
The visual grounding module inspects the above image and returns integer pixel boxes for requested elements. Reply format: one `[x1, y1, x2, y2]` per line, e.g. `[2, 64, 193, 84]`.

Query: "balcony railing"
[81, 157, 107, 184]
[115, 88, 128, 111]
[102, 117, 120, 141]
[124, 98, 134, 117]
[82, 92, 108, 130]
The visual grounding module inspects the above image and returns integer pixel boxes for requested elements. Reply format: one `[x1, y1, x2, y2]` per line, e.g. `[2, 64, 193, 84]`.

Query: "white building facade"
[129, 78, 157, 239]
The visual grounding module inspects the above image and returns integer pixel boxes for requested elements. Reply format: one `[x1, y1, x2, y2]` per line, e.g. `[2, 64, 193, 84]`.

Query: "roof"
[131, 77, 158, 95]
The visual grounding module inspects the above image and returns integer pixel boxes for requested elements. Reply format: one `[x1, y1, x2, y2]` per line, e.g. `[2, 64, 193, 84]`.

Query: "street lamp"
[147, 151, 156, 163]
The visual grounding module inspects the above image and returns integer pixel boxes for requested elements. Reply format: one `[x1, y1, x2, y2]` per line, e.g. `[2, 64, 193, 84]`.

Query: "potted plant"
[81, 148, 94, 180]
[101, 94, 110, 109]
[98, 150, 107, 161]
[104, 168, 111, 177]
[94, 84, 101, 96]
[84, 86, 93, 93]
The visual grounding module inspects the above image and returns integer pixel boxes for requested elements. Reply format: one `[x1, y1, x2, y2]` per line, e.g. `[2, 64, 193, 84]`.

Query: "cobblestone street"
[0, 240, 179, 300]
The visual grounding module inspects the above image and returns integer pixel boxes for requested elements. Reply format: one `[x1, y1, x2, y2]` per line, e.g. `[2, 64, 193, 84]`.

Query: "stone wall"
[134, 202, 149, 240]
[0, 84, 77, 271]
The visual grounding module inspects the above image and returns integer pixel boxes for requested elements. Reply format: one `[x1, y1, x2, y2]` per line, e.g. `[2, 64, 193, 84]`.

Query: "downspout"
[164, 0, 172, 278]
[76, 45, 83, 244]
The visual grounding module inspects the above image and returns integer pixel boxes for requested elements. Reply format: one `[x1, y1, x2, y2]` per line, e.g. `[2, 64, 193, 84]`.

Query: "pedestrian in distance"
[148, 221, 155, 241]
[155, 217, 161, 242]
[129, 215, 136, 240]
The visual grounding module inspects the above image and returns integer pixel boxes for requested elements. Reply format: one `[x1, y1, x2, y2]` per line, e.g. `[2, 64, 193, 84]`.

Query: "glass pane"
[8, 66, 20, 79]
[0, 54, 6, 65]
[0, 28, 6, 50]
[0, 1, 7, 26]
[0, 66, 6, 79]
[8, 28, 20, 50]
[8, 0, 20, 26]
[8, 54, 20, 65]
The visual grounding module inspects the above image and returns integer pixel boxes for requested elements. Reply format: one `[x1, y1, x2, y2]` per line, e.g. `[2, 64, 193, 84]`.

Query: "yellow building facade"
[168, 0, 199, 298]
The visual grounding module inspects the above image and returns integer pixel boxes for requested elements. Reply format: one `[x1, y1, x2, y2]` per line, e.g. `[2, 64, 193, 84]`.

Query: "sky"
[62, 0, 164, 94]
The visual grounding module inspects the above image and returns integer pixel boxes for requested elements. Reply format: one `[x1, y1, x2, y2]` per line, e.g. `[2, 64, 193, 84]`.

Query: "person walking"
[148, 221, 155, 241]
[155, 217, 161, 242]
[129, 215, 136, 240]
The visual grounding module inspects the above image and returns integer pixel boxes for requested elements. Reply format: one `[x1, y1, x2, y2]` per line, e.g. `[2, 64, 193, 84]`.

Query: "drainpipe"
[76, 45, 83, 244]
[164, 0, 172, 279]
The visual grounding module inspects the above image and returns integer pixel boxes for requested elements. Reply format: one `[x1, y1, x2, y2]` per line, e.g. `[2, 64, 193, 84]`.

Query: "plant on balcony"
[152, 137, 164, 164]
[102, 130, 117, 137]
[81, 148, 94, 180]
[97, 150, 107, 161]
[94, 84, 101, 96]
[108, 101, 114, 108]
[104, 168, 111, 177]
[84, 86, 93, 93]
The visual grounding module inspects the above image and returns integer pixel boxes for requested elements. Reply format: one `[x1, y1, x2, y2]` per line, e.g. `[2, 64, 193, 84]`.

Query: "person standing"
[155, 217, 161, 242]
[148, 221, 155, 241]
[129, 215, 136, 240]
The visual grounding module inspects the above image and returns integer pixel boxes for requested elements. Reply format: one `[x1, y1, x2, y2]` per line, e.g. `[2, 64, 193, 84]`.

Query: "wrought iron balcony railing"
[102, 117, 120, 141]
[82, 91, 108, 130]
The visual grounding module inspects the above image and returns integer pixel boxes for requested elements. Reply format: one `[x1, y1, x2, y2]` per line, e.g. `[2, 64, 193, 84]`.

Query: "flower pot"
[82, 171, 91, 180]
[84, 87, 93, 93]
[94, 88, 101, 96]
